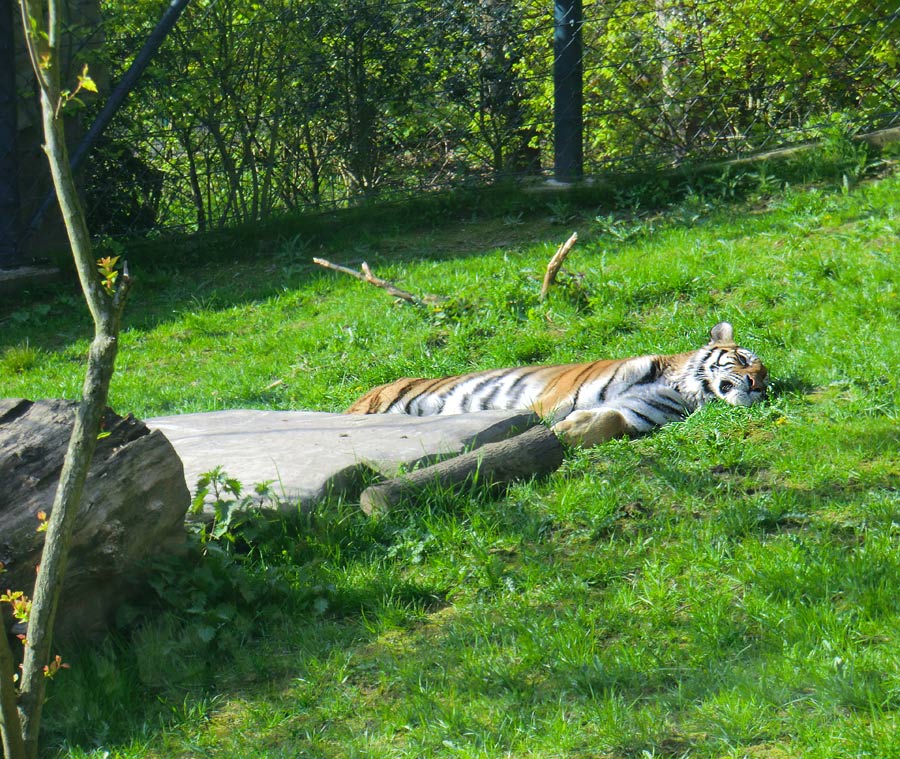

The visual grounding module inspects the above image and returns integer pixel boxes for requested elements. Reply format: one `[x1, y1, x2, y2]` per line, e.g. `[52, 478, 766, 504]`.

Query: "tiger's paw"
[551, 409, 628, 448]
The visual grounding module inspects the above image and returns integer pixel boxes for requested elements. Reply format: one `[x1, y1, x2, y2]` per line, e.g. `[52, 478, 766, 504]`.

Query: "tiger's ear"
[709, 322, 735, 344]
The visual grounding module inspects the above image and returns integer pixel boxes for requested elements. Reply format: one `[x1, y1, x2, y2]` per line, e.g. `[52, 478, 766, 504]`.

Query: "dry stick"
[539, 231, 578, 301]
[313, 257, 442, 306]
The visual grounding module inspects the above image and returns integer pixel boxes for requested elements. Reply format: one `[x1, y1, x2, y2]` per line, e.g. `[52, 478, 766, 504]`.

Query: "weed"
[1, 341, 41, 373]
[713, 166, 752, 200]
[594, 211, 655, 242]
[748, 161, 784, 198]
[8, 302, 51, 327]
[190, 465, 279, 546]
[546, 197, 577, 224]
[792, 112, 875, 184]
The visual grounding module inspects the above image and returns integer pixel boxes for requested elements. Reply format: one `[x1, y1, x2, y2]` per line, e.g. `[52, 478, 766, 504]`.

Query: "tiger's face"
[699, 321, 768, 407]
[707, 346, 768, 406]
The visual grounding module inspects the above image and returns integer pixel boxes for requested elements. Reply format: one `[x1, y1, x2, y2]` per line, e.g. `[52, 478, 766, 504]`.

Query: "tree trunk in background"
[553, 0, 583, 182]
[0, 0, 21, 268]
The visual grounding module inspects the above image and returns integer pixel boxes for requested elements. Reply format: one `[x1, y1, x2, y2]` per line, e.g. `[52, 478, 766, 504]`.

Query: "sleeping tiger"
[346, 322, 768, 447]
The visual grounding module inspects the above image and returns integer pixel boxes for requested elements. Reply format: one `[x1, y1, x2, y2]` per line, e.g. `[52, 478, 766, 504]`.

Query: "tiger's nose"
[748, 373, 766, 392]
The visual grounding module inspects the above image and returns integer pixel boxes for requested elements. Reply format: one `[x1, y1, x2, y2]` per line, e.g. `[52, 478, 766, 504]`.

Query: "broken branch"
[313, 257, 443, 306]
[539, 231, 578, 301]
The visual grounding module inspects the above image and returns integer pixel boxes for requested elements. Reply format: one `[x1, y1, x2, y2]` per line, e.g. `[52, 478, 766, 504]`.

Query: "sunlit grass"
[3, 166, 899, 758]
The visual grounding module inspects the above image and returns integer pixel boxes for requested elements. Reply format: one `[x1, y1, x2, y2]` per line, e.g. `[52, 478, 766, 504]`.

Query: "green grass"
[2, 163, 899, 758]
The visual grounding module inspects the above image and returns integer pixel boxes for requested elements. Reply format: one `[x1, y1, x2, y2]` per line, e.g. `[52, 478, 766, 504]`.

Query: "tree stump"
[0, 399, 190, 640]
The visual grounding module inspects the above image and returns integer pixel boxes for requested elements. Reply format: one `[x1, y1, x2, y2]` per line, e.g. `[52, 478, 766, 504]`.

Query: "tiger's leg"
[551, 409, 628, 448]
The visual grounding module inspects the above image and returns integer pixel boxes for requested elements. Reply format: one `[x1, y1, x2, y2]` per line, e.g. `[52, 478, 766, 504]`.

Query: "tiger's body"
[346, 322, 768, 447]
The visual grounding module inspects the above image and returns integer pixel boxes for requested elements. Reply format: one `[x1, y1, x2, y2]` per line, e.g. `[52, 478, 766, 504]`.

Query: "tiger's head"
[699, 322, 768, 407]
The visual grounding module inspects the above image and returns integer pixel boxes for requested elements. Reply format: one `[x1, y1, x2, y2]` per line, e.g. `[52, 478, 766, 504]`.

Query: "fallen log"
[359, 423, 564, 514]
[0, 398, 189, 640]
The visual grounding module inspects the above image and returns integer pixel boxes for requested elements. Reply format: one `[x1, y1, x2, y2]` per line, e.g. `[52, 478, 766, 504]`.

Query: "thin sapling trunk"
[2, 3, 132, 758]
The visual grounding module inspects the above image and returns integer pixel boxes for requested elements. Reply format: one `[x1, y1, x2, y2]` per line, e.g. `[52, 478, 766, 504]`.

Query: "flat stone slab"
[146, 410, 539, 512]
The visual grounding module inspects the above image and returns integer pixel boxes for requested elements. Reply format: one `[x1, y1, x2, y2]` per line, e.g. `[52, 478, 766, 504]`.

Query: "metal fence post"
[22, 0, 191, 245]
[0, 0, 22, 268]
[553, 0, 583, 183]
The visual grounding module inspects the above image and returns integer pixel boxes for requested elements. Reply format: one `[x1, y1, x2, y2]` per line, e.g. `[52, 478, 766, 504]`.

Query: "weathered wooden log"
[0, 398, 190, 640]
[359, 423, 565, 514]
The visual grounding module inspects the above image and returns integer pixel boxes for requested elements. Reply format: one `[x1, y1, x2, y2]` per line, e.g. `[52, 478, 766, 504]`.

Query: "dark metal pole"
[23, 0, 191, 242]
[0, 0, 22, 267]
[553, 0, 583, 183]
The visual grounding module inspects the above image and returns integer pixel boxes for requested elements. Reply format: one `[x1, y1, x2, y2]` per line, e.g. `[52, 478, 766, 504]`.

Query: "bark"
[7, 3, 132, 757]
[360, 424, 565, 514]
[0, 399, 188, 641]
[539, 231, 578, 301]
[301, 120, 322, 208]
[16, 339, 118, 755]
[207, 118, 243, 225]
[179, 125, 207, 233]
[0, 632, 24, 759]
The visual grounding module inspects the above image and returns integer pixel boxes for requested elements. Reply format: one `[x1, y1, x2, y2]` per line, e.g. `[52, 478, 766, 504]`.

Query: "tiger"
[346, 322, 768, 447]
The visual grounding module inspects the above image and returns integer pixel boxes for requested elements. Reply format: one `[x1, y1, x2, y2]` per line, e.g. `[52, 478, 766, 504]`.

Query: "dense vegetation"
[2, 146, 899, 756]
[78, 0, 899, 236]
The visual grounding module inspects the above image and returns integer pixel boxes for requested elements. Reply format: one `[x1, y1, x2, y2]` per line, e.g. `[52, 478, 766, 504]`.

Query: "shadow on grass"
[38, 500, 449, 755]
[768, 373, 817, 396]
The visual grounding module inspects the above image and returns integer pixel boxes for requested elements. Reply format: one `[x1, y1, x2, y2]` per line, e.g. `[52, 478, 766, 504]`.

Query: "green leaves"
[76, 65, 98, 93]
[190, 468, 285, 556]
[96, 254, 120, 295]
[57, 64, 99, 116]
[0, 590, 32, 627]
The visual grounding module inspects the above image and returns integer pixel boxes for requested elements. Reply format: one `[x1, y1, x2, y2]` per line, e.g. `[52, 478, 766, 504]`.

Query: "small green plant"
[1, 342, 41, 373]
[0, 590, 32, 631]
[55, 63, 97, 116]
[748, 161, 784, 198]
[426, 295, 474, 326]
[274, 234, 314, 278]
[96, 255, 121, 295]
[795, 112, 874, 183]
[190, 466, 277, 546]
[594, 212, 655, 242]
[712, 166, 752, 200]
[8, 304, 50, 327]
[546, 198, 577, 224]
[106, 472, 299, 693]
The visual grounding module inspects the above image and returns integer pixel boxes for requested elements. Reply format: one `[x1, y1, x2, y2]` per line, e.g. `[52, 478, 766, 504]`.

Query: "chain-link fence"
[13, 0, 900, 246]
[582, 0, 900, 170]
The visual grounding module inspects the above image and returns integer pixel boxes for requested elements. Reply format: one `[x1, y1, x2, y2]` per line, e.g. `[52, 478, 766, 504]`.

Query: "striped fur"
[346, 322, 768, 447]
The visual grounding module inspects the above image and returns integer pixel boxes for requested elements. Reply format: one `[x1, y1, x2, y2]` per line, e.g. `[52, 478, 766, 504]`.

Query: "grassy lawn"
[2, 162, 899, 758]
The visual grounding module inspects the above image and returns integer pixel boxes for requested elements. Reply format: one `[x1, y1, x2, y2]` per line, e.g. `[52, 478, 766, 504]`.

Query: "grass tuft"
[1, 341, 42, 374]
